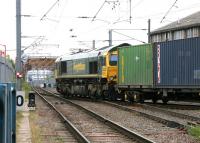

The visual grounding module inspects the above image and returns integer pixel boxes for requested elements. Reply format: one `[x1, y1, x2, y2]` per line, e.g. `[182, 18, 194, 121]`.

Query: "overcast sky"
[0, 0, 200, 59]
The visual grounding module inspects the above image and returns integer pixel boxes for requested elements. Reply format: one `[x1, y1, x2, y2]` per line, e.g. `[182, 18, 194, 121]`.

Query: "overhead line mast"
[16, 0, 22, 90]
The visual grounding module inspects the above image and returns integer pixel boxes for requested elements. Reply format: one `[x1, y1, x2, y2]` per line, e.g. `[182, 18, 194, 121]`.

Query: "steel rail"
[145, 102, 200, 110]
[33, 87, 90, 143]
[138, 103, 200, 122]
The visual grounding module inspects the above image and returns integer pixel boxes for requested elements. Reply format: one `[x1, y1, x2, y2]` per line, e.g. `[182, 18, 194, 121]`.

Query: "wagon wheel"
[162, 96, 169, 104]
[152, 94, 158, 104]
[139, 94, 144, 103]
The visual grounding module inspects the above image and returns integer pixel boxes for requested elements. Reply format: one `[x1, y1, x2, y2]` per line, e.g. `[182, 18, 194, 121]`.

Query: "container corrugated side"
[118, 44, 153, 87]
[154, 37, 200, 87]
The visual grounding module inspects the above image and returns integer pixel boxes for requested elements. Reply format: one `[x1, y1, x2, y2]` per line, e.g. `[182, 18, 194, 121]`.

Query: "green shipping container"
[118, 44, 153, 87]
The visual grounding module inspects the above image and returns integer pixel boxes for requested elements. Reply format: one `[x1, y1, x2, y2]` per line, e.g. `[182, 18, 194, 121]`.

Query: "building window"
[167, 32, 172, 41]
[173, 30, 184, 40]
[151, 35, 157, 42]
[161, 33, 167, 41]
[193, 28, 199, 37]
[186, 29, 193, 38]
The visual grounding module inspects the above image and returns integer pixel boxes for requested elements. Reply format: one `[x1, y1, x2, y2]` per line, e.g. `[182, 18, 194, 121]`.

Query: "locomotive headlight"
[109, 76, 114, 81]
[109, 75, 116, 81]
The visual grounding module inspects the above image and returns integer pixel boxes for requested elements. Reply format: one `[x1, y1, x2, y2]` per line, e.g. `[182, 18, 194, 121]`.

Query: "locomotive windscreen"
[109, 54, 117, 66]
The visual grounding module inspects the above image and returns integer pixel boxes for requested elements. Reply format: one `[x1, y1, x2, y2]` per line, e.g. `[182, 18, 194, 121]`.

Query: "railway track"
[30, 89, 79, 143]
[46, 88, 200, 126]
[103, 101, 200, 126]
[137, 103, 200, 123]
[41, 88, 199, 143]
[33, 87, 155, 143]
[144, 101, 200, 110]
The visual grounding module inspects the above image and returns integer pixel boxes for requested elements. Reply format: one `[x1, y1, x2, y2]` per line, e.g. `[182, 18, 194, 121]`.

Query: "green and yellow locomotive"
[55, 43, 129, 99]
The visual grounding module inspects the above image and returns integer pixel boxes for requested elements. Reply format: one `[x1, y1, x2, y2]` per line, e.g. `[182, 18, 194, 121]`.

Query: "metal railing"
[0, 83, 16, 143]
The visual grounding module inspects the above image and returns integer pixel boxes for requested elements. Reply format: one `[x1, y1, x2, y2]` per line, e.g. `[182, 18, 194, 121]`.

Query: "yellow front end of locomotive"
[102, 51, 118, 83]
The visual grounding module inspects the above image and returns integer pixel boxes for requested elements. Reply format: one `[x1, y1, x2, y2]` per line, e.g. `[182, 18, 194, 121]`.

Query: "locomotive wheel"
[96, 88, 102, 99]
[119, 93, 125, 101]
[102, 90, 108, 100]
[91, 91, 98, 101]
[88, 90, 92, 98]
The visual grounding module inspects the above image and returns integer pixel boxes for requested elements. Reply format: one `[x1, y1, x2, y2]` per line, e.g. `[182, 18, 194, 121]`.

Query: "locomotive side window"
[109, 54, 117, 66]
[61, 61, 67, 74]
[67, 60, 73, 74]
[89, 61, 98, 74]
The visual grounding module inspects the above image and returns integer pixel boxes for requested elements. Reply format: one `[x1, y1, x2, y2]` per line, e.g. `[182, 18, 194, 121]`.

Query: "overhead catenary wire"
[91, 1, 107, 21]
[40, 0, 60, 21]
[160, 0, 178, 23]
[91, 0, 120, 22]
[129, 0, 132, 24]
[112, 30, 146, 43]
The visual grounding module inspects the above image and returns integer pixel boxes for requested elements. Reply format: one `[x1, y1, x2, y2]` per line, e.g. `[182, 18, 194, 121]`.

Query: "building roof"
[151, 11, 200, 35]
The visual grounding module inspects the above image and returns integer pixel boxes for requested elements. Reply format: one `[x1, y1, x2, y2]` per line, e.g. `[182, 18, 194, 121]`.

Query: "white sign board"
[16, 91, 25, 111]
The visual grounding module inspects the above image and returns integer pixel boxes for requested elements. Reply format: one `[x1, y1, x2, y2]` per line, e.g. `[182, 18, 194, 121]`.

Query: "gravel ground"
[71, 100, 200, 143]
[122, 103, 197, 125]
[30, 95, 78, 143]
[157, 107, 200, 119]
[144, 101, 200, 119]
[45, 96, 137, 143]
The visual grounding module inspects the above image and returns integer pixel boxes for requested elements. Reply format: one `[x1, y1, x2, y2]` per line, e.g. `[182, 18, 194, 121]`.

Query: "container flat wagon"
[118, 37, 200, 103]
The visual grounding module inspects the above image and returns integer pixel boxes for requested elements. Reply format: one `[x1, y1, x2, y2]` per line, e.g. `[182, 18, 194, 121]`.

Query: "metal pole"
[92, 40, 95, 50]
[16, 0, 22, 90]
[148, 19, 151, 43]
[109, 30, 112, 46]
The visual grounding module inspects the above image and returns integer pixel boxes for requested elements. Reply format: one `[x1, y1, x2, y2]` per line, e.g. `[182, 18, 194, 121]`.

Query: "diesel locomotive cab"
[108, 52, 118, 83]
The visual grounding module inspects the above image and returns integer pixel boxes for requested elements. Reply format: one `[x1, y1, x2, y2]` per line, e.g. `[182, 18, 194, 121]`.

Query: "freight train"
[55, 37, 200, 103]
